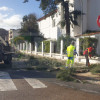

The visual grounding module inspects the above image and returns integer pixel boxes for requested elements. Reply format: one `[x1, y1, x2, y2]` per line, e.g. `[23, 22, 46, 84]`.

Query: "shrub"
[44, 41, 50, 53]
[90, 64, 100, 74]
[27, 55, 65, 70]
[79, 37, 98, 55]
[56, 35, 75, 54]
[56, 68, 76, 81]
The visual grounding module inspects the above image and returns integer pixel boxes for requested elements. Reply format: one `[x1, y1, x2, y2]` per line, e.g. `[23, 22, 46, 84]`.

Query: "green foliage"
[44, 41, 50, 53]
[79, 37, 98, 55]
[37, 41, 42, 52]
[13, 35, 32, 44]
[90, 64, 100, 74]
[13, 36, 25, 44]
[39, 0, 57, 14]
[56, 35, 75, 54]
[26, 55, 65, 68]
[17, 53, 26, 59]
[23, 36, 31, 42]
[56, 68, 76, 81]
[20, 13, 44, 42]
[20, 14, 39, 34]
[69, 10, 83, 25]
[60, 20, 65, 28]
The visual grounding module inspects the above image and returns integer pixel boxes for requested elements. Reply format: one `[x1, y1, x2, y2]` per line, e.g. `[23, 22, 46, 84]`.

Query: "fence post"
[26, 41, 28, 53]
[23, 43, 25, 51]
[35, 42, 37, 55]
[76, 38, 80, 56]
[50, 40, 52, 57]
[76, 38, 80, 62]
[42, 41, 44, 56]
[18, 44, 20, 50]
[29, 43, 32, 53]
[20, 43, 22, 51]
[60, 40, 63, 59]
[19, 43, 21, 51]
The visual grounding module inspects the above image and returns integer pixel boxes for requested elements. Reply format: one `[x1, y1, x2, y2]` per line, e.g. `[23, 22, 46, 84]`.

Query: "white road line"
[80, 89, 100, 94]
[24, 78, 47, 88]
[0, 71, 17, 91]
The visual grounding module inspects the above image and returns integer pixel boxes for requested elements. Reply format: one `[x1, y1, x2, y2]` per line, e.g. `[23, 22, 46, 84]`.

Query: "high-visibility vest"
[67, 45, 75, 57]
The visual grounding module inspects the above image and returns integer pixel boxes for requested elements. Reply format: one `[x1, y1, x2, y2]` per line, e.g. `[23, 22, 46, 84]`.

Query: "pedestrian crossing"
[24, 78, 47, 88]
[0, 71, 47, 91]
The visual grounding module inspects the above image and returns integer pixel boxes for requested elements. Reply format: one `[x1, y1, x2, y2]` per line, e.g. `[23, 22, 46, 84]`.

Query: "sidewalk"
[75, 56, 100, 64]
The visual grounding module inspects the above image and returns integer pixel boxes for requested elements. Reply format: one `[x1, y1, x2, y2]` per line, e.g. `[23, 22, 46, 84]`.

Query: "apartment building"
[9, 29, 20, 44]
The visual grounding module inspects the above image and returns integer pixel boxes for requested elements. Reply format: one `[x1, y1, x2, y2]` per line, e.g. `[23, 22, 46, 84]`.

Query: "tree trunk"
[62, 0, 70, 36]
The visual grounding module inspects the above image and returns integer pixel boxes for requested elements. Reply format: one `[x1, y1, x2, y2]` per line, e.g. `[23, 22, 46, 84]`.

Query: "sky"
[0, 0, 44, 30]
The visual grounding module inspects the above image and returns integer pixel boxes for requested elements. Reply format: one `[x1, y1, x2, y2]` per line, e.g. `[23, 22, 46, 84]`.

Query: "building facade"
[38, 3, 67, 40]
[38, 0, 100, 55]
[9, 29, 20, 44]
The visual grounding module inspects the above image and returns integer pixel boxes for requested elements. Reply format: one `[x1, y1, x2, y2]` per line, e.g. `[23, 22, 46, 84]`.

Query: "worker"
[87, 45, 94, 58]
[83, 48, 90, 67]
[66, 41, 77, 68]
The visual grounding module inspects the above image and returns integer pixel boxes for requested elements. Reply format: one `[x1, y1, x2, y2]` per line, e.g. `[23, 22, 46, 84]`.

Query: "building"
[38, 0, 100, 56]
[9, 29, 20, 44]
[38, 1, 70, 40]
[71, 0, 100, 55]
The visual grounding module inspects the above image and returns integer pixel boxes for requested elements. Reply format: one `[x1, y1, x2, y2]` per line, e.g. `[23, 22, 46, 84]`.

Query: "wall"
[95, 34, 100, 55]
[87, 0, 100, 31]
[69, 0, 88, 36]
[38, 6, 64, 40]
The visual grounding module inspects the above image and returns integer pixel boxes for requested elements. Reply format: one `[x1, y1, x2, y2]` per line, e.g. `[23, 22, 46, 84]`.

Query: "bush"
[56, 35, 75, 54]
[90, 64, 100, 74]
[27, 55, 65, 70]
[79, 37, 98, 55]
[44, 41, 50, 53]
[56, 68, 76, 81]
[18, 53, 25, 59]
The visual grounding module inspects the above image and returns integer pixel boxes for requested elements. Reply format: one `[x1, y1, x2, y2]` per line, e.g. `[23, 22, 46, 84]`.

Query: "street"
[0, 61, 100, 100]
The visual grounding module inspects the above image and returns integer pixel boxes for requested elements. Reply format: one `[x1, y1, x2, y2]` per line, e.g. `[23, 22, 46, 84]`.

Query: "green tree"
[20, 14, 39, 35]
[20, 13, 44, 42]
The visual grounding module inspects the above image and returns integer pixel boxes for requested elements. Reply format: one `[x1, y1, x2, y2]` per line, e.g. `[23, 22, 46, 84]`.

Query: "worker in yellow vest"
[66, 41, 77, 68]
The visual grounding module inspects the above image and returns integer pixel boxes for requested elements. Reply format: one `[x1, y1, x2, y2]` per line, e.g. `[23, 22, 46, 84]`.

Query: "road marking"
[80, 89, 100, 94]
[24, 78, 47, 88]
[0, 71, 17, 91]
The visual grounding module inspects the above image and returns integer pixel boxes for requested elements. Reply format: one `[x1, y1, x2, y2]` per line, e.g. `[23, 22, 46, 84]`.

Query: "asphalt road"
[0, 63, 100, 100]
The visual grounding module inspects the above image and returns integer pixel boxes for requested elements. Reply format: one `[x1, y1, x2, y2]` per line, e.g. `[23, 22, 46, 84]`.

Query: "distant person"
[66, 41, 77, 68]
[87, 45, 94, 58]
[83, 48, 90, 67]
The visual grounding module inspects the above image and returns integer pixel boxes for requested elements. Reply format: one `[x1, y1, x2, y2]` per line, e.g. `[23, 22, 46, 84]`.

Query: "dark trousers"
[85, 55, 89, 66]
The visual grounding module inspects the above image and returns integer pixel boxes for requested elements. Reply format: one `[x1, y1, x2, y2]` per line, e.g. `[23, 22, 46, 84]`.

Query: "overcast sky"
[0, 0, 43, 30]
